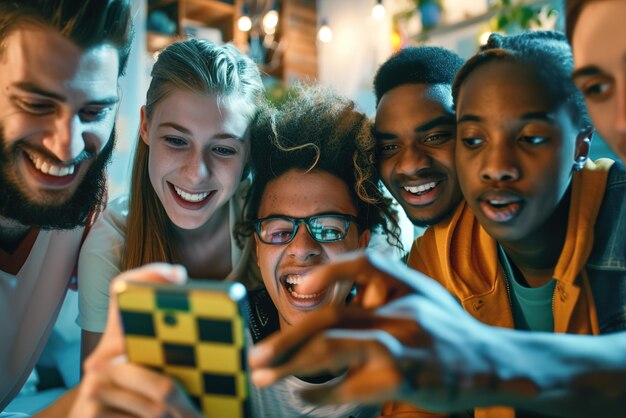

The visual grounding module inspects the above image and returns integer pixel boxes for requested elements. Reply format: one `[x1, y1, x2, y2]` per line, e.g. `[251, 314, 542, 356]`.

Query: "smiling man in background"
[0, 0, 132, 414]
[373, 46, 464, 228]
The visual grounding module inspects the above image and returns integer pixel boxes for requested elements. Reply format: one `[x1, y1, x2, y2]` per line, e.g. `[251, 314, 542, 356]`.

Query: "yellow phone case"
[114, 280, 250, 418]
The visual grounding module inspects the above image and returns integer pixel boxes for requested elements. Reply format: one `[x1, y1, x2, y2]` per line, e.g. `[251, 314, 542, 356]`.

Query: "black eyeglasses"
[253, 213, 359, 245]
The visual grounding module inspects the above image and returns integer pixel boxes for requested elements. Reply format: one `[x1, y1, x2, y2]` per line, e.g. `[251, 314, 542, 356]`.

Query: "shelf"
[147, 31, 179, 52]
[145, 0, 318, 82]
[184, 0, 235, 25]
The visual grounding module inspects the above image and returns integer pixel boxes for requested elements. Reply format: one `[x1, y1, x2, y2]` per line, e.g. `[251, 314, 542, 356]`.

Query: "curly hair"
[452, 31, 591, 130]
[374, 46, 464, 106]
[238, 84, 402, 250]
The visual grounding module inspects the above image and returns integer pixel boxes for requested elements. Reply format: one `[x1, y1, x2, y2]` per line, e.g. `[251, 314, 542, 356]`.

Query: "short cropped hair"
[374, 46, 464, 105]
[452, 31, 591, 130]
[0, 0, 133, 76]
[239, 84, 402, 249]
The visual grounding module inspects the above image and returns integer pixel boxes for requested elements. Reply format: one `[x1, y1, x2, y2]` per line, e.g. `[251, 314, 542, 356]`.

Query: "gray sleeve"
[76, 199, 127, 333]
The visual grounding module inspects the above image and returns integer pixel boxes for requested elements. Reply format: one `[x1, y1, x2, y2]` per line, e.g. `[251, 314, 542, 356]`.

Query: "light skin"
[571, 0, 626, 163]
[141, 90, 250, 233]
[254, 169, 370, 331]
[0, 18, 194, 418]
[456, 61, 589, 287]
[82, 90, 251, 360]
[70, 169, 371, 417]
[375, 83, 462, 226]
[59, 264, 202, 418]
[0, 24, 119, 245]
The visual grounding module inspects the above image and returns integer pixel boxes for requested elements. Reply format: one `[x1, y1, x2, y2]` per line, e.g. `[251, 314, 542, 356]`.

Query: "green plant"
[489, 0, 558, 32]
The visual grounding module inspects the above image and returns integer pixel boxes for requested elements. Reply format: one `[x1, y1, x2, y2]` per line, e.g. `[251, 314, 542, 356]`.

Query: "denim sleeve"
[588, 162, 626, 334]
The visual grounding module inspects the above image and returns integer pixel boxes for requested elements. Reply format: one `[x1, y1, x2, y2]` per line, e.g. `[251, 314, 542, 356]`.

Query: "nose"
[395, 142, 431, 177]
[479, 142, 520, 183]
[183, 148, 210, 183]
[286, 224, 322, 261]
[43, 114, 85, 162]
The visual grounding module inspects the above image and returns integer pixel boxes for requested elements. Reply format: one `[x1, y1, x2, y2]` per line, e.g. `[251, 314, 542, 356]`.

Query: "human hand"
[248, 257, 504, 412]
[295, 251, 423, 308]
[69, 360, 201, 418]
[70, 263, 202, 417]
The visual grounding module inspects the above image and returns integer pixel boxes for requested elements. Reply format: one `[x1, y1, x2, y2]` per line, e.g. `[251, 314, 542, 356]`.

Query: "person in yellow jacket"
[404, 31, 620, 418]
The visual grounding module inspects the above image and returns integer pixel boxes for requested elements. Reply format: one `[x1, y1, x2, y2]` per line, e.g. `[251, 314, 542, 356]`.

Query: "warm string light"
[318, 19, 333, 43]
[238, 4, 252, 32]
[238, 1, 279, 34]
[372, 0, 385, 20]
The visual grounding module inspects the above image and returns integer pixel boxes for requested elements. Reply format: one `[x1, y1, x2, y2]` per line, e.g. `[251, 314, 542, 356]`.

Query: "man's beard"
[0, 128, 115, 230]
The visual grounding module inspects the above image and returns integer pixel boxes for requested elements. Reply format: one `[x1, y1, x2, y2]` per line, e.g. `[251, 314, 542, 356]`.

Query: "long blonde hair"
[123, 39, 263, 271]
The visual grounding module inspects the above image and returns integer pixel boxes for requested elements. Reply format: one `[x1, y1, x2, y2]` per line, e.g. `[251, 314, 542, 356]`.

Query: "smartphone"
[113, 279, 250, 418]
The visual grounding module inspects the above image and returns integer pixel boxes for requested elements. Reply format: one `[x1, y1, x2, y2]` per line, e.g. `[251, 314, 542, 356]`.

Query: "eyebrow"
[415, 114, 455, 132]
[458, 112, 555, 124]
[520, 111, 555, 122]
[374, 114, 455, 139]
[571, 65, 603, 81]
[13, 82, 119, 106]
[159, 122, 191, 135]
[158, 122, 245, 141]
[457, 114, 482, 124]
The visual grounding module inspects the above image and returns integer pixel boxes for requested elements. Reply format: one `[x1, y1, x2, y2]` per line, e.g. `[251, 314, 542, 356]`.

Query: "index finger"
[297, 252, 415, 307]
[248, 304, 343, 370]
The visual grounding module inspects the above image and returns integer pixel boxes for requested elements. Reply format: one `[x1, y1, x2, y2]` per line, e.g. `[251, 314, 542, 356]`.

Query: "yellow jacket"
[384, 160, 613, 418]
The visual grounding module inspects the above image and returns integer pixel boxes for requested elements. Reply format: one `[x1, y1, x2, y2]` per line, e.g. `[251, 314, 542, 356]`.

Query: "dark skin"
[455, 60, 589, 287]
[374, 83, 462, 227]
[500, 190, 570, 287]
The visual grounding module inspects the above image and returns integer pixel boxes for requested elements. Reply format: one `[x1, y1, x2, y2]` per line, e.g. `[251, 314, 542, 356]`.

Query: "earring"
[573, 155, 587, 172]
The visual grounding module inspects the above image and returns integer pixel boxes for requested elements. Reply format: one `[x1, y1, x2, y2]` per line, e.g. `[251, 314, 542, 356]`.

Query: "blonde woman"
[77, 39, 264, 358]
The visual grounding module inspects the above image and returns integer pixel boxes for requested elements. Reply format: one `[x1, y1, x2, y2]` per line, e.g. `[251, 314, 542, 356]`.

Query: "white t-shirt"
[0, 227, 83, 410]
[249, 373, 381, 418]
[77, 194, 255, 333]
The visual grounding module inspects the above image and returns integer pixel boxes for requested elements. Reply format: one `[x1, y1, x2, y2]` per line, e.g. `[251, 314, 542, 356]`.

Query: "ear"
[575, 127, 593, 161]
[139, 105, 150, 146]
[358, 229, 371, 249]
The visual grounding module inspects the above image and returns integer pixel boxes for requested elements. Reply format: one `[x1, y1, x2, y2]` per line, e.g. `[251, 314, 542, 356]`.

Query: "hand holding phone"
[114, 280, 250, 418]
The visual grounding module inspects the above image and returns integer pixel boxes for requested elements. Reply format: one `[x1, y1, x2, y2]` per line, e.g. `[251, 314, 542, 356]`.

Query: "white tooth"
[404, 181, 437, 194]
[417, 182, 436, 193]
[48, 165, 61, 176]
[288, 288, 319, 299]
[174, 186, 209, 203]
[27, 152, 75, 177]
[286, 274, 303, 285]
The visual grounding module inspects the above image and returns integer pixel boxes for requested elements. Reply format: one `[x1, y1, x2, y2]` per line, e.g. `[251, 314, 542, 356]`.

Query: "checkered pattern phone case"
[115, 281, 250, 418]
